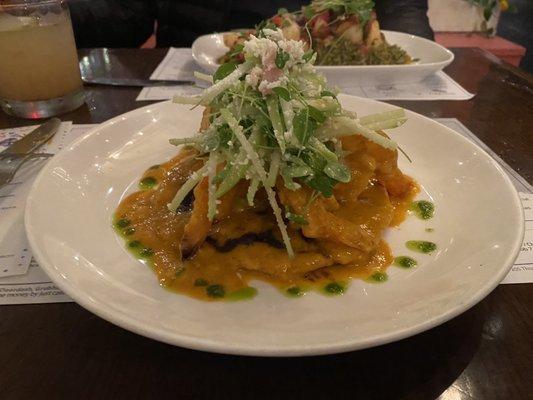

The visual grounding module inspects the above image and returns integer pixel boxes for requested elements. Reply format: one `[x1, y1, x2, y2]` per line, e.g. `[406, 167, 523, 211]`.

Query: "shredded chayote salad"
[170, 28, 406, 256]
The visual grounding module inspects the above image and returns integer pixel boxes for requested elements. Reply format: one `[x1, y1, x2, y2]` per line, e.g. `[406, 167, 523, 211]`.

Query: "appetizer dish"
[220, 0, 412, 66]
[115, 28, 418, 301]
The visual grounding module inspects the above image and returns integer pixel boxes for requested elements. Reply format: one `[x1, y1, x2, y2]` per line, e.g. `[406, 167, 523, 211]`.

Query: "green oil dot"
[410, 200, 435, 220]
[194, 278, 208, 287]
[425, 228, 434, 233]
[406, 240, 437, 254]
[368, 272, 388, 283]
[227, 287, 258, 301]
[123, 227, 135, 236]
[115, 218, 131, 228]
[323, 282, 346, 295]
[206, 284, 225, 298]
[394, 256, 417, 269]
[139, 247, 154, 257]
[139, 176, 158, 189]
[128, 240, 141, 248]
[286, 286, 303, 297]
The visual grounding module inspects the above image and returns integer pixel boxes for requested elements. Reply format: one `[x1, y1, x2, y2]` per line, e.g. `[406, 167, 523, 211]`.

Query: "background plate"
[191, 31, 455, 86]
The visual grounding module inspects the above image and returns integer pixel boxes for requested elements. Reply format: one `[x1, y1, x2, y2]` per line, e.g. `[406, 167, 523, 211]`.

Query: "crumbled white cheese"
[278, 39, 305, 67]
[258, 75, 288, 94]
[243, 35, 278, 63]
[243, 29, 309, 94]
[245, 66, 262, 88]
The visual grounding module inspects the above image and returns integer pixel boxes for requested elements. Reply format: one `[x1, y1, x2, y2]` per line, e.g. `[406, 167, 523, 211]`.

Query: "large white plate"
[25, 96, 523, 356]
[192, 30, 454, 86]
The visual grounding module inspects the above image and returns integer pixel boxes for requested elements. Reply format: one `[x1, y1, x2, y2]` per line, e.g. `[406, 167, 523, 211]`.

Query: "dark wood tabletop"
[0, 48, 531, 400]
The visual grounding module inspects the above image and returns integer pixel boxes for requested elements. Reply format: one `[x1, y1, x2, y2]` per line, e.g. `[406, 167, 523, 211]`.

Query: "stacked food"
[115, 28, 416, 301]
[220, 0, 412, 66]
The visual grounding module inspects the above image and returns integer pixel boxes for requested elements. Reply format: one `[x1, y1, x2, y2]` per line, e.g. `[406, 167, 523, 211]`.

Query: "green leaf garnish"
[320, 90, 337, 99]
[272, 87, 291, 101]
[323, 162, 351, 183]
[227, 43, 244, 59]
[308, 105, 326, 123]
[305, 173, 336, 197]
[293, 108, 317, 145]
[213, 62, 238, 82]
[275, 51, 290, 69]
[303, 50, 315, 62]
[286, 211, 309, 225]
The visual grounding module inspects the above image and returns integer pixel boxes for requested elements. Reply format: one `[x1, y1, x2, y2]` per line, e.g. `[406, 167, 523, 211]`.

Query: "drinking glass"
[0, 0, 84, 119]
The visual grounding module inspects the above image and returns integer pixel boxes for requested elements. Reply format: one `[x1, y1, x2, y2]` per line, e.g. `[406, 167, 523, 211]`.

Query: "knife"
[82, 77, 195, 87]
[0, 118, 61, 156]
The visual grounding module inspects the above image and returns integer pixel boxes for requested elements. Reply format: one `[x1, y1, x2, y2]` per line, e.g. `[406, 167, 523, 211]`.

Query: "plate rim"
[24, 97, 524, 356]
[191, 30, 455, 71]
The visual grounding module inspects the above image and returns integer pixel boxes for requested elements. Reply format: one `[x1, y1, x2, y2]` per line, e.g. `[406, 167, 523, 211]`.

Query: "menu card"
[136, 47, 474, 101]
[0, 124, 96, 304]
[0, 119, 530, 305]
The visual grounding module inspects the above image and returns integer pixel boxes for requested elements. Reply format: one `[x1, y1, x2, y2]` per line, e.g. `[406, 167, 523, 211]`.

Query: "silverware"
[0, 118, 60, 156]
[82, 77, 195, 87]
[0, 118, 60, 190]
[0, 153, 54, 189]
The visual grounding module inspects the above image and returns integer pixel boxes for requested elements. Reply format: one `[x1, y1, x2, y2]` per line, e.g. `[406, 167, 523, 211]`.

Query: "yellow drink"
[0, 1, 84, 119]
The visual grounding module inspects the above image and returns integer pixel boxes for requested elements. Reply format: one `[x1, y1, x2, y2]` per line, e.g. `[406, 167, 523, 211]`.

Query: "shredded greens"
[169, 28, 406, 256]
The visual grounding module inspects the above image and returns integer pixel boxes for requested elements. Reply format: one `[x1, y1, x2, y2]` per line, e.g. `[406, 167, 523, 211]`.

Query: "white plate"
[25, 96, 523, 356]
[192, 30, 455, 86]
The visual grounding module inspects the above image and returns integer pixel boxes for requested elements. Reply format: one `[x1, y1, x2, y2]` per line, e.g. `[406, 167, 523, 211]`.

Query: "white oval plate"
[25, 96, 523, 356]
[192, 30, 454, 86]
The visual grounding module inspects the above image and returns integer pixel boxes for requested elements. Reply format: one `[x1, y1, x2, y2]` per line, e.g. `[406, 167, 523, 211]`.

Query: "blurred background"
[66, 0, 531, 72]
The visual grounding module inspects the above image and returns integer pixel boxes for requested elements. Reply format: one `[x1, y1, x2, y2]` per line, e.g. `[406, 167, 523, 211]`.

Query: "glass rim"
[0, 0, 66, 9]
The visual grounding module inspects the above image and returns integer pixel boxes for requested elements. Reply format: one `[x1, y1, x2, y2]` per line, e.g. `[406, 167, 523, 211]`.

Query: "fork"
[0, 153, 54, 190]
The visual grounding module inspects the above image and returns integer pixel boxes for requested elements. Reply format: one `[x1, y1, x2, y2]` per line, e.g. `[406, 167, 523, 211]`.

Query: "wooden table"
[0, 48, 531, 400]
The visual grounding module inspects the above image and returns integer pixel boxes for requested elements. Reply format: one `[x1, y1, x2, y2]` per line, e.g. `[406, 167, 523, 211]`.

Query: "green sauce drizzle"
[410, 200, 435, 220]
[323, 282, 346, 295]
[124, 240, 154, 260]
[123, 227, 135, 236]
[368, 272, 388, 283]
[206, 284, 225, 298]
[139, 176, 158, 189]
[128, 240, 141, 248]
[227, 287, 258, 301]
[194, 278, 208, 287]
[139, 247, 154, 258]
[406, 240, 437, 254]
[394, 256, 417, 269]
[286, 286, 304, 297]
[115, 218, 131, 229]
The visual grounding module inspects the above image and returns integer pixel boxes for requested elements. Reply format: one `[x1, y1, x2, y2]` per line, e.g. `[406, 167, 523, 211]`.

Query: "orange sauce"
[115, 150, 418, 301]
